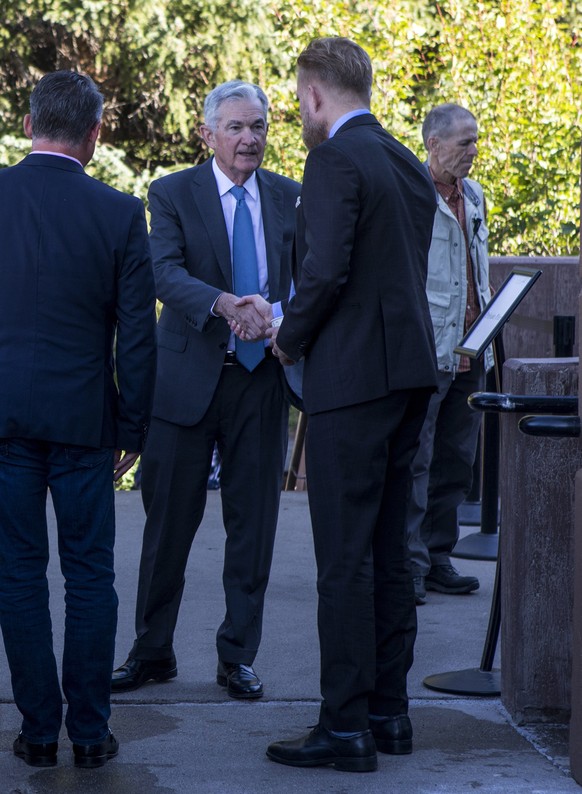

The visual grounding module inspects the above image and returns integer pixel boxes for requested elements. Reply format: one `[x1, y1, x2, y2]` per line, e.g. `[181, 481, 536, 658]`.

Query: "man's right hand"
[215, 292, 270, 340]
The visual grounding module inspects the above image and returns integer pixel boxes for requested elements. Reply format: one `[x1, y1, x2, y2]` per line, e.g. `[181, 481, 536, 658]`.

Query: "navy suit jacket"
[147, 158, 300, 426]
[0, 153, 157, 450]
[277, 114, 438, 414]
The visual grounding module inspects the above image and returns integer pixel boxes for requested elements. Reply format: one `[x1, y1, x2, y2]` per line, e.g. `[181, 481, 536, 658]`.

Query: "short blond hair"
[297, 37, 372, 105]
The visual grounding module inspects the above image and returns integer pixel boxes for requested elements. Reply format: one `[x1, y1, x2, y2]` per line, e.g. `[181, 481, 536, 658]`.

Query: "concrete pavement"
[0, 489, 578, 793]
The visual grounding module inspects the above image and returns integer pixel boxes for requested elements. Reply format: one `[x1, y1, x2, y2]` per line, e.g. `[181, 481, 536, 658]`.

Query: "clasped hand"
[216, 293, 272, 341]
[214, 292, 273, 342]
[218, 292, 296, 365]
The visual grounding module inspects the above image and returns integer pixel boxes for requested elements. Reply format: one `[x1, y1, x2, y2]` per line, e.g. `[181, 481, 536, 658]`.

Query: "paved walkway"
[0, 490, 578, 793]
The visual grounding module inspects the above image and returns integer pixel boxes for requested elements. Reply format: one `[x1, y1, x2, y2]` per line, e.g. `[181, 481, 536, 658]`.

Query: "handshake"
[214, 292, 296, 366]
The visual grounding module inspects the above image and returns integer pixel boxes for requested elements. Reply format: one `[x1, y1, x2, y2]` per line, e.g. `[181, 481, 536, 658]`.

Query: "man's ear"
[88, 121, 101, 145]
[309, 83, 324, 113]
[427, 135, 439, 155]
[23, 114, 33, 139]
[199, 124, 214, 149]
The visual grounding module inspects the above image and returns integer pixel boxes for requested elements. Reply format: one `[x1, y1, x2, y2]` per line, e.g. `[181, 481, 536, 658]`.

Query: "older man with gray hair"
[408, 103, 493, 605]
[112, 80, 300, 698]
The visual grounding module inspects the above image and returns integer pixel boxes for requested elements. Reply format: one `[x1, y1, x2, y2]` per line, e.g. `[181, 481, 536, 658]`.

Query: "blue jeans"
[0, 439, 118, 745]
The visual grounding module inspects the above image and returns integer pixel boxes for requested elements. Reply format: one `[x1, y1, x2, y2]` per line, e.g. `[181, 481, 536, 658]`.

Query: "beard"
[301, 111, 327, 150]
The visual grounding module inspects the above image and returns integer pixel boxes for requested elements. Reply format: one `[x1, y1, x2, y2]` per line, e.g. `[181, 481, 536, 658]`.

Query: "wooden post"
[569, 144, 582, 782]
[285, 412, 308, 491]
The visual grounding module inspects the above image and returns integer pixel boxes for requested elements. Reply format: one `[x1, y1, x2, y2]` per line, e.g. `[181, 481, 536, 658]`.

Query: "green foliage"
[420, 0, 582, 254]
[0, 135, 31, 167]
[0, 0, 580, 254]
[115, 459, 139, 491]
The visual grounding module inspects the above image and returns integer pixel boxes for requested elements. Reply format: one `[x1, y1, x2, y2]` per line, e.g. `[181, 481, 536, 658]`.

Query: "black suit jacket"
[0, 153, 157, 450]
[147, 158, 300, 426]
[277, 114, 438, 414]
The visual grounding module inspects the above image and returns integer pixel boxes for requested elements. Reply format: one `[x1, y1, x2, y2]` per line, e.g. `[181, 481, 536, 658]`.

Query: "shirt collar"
[329, 108, 369, 139]
[212, 157, 258, 200]
[428, 164, 463, 196]
[31, 150, 83, 167]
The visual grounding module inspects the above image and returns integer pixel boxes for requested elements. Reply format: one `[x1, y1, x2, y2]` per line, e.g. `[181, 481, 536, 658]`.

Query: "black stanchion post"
[424, 556, 501, 695]
[424, 346, 503, 696]
[452, 335, 504, 561]
[457, 437, 482, 526]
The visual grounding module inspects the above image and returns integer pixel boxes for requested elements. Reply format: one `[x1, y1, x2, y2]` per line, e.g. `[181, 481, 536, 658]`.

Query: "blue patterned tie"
[230, 185, 265, 372]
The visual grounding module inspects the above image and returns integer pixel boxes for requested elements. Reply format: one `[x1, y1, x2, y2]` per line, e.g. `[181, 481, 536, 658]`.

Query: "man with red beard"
[267, 38, 437, 772]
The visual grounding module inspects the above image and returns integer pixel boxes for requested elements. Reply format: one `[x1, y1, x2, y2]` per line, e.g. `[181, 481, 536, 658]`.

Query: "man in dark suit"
[266, 38, 438, 772]
[112, 81, 300, 698]
[0, 71, 157, 768]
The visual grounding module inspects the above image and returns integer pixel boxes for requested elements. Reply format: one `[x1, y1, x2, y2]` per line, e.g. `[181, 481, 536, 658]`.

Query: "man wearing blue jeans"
[0, 71, 156, 768]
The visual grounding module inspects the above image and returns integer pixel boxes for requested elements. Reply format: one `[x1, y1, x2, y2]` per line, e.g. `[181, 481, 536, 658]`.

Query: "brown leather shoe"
[217, 660, 263, 699]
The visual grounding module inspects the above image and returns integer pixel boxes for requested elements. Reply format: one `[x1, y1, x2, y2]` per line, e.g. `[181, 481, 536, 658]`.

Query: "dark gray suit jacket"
[148, 158, 300, 426]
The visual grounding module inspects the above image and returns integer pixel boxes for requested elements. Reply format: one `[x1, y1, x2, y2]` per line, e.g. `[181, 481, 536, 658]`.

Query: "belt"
[223, 348, 274, 366]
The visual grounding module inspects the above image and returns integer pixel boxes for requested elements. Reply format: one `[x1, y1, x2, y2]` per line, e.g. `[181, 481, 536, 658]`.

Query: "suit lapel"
[257, 170, 283, 301]
[191, 159, 233, 289]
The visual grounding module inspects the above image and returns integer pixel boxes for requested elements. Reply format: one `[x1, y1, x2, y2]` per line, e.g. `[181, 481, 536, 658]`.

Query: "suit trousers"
[407, 360, 484, 576]
[132, 357, 289, 664]
[0, 438, 117, 745]
[305, 389, 431, 731]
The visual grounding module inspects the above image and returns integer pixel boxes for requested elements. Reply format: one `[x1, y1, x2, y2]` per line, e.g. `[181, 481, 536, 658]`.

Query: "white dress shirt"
[212, 158, 269, 300]
[211, 158, 283, 346]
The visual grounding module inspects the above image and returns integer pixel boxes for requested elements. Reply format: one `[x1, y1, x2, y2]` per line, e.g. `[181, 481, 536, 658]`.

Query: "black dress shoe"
[370, 714, 413, 754]
[267, 724, 377, 772]
[13, 733, 57, 767]
[111, 655, 177, 692]
[73, 730, 119, 769]
[216, 660, 263, 699]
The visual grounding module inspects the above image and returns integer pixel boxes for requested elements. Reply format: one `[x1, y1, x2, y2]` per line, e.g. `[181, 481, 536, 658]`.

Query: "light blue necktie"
[230, 185, 265, 372]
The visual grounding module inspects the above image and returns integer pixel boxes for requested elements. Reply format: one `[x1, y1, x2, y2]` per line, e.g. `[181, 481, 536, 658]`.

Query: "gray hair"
[203, 80, 269, 130]
[422, 104, 476, 149]
[29, 71, 103, 146]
